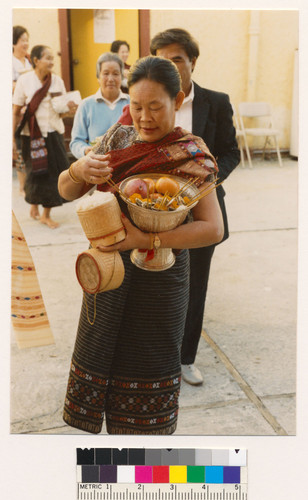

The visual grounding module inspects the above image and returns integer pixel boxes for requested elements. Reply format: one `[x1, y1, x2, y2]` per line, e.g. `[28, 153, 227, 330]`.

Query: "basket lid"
[75, 253, 101, 294]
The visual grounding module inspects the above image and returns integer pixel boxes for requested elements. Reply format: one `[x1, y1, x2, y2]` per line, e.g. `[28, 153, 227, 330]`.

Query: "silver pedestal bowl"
[119, 173, 199, 271]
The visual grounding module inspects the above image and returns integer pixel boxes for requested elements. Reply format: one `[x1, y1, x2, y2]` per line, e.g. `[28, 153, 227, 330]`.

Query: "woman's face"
[117, 44, 129, 63]
[14, 32, 29, 57]
[98, 61, 122, 101]
[35, 48, 54, 73]
[129, 79, 184, 143]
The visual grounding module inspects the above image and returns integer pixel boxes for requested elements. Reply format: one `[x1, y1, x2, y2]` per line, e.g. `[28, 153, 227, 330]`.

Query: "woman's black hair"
[110, 40, 130, 53]
[13, 25, 29, 46]
[127, 56, 181, 99]
[30, 45, 49, 67]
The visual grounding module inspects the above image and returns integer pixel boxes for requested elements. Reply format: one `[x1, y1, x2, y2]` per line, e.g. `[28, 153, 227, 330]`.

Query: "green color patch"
[187, 466, 205, 483]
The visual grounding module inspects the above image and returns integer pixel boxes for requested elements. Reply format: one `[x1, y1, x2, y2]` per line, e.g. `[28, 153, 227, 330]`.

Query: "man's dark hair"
[150, 28, 199, 61]
[13, 25, 29, 46]
[128, 56, 181, 99]
[110, 40, 130, 53]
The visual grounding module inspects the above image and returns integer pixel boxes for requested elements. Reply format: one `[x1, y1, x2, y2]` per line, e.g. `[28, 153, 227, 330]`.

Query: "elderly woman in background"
[12, 45, 76, 228]
[59, 56, 224, 435]
[69, 52, 129, 159]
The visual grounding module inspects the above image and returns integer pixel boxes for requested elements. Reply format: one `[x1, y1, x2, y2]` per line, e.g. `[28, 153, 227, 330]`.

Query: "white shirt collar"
[95, 88, 129, 105]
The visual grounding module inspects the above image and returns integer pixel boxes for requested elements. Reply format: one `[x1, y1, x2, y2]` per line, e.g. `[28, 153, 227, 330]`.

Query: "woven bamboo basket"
[77, 195, 126, 247]
[75, 249, 124, 294]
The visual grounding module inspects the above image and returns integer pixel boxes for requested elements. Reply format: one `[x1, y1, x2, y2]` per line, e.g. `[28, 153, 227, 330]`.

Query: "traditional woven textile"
[15, 72, 51, 175]
[94, 123, 218, 189]
[63, 250, 189, 434]
[11, 212, 54, 348]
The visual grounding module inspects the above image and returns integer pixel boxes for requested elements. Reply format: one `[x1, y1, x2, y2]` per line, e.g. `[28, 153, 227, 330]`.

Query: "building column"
[247, 10, 260, 102]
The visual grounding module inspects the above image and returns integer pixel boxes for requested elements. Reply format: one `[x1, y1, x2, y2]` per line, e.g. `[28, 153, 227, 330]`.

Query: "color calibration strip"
[77, 448, 247, 499]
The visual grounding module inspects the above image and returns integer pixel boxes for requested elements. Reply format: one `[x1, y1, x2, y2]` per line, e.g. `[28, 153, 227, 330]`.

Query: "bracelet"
[68, 164, 83, 184]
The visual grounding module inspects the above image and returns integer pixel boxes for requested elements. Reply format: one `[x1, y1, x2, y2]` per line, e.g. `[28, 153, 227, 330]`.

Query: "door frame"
[58, 9, 150, 91]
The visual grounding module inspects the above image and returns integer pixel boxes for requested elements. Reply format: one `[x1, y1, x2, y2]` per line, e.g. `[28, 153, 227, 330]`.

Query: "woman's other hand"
[66, 100, 78, 116]
[73, 152, 113, 185]
[97, 213, 150, 252]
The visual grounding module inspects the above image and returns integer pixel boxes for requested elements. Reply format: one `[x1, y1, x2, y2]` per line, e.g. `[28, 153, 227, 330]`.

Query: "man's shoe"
[181, 364, 203, 385]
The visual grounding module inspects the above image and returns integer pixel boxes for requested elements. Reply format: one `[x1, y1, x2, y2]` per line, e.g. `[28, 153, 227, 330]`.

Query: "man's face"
[156, 43, 196, 97]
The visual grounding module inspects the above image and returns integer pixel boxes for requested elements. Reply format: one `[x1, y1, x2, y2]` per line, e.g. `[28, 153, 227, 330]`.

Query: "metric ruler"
[76, 448, 248, 500]
[77, 482, 248, 499]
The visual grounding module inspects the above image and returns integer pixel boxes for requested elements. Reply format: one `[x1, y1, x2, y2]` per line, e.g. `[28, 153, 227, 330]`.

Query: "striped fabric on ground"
[11, 211, 54, 348]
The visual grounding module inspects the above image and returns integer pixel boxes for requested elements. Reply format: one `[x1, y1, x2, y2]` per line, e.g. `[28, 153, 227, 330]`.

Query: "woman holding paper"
[12, 44, 76, 228]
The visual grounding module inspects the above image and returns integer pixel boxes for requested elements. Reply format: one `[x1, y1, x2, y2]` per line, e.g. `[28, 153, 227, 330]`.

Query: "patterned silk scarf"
[95, 124, 218, 190]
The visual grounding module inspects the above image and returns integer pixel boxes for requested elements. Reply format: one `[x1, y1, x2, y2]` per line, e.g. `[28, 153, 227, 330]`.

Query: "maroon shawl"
[16, 72, 52, 175]
[96, 124, 218, 191]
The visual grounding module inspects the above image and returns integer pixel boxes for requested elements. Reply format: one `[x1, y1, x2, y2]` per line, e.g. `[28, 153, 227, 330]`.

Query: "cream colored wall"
[12, 9, 61, 76]
[12, 9, 298, 149]
[150, 9, 298, 149]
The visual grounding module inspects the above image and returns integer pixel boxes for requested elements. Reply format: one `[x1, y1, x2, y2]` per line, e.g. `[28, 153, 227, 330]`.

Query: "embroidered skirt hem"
[63, 250, 189, 435]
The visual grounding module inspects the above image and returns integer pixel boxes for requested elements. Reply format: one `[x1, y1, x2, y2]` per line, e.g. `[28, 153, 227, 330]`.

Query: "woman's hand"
[97, 213, 150, 252]
[73, 151, 113, 185]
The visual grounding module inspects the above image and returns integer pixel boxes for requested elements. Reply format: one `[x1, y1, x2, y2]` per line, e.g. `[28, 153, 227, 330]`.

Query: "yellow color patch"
[169, 466, 187, 483]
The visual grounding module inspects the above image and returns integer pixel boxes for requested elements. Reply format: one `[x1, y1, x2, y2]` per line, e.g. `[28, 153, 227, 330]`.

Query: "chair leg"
[242, 134, 253, 168]
[261, 136, 270, 161]
[238, 137, 245, 167]
[274, 136, 283, 167]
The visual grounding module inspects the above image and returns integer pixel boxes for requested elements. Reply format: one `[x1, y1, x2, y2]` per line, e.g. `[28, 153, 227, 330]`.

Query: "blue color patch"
[205, 466, 224, 483]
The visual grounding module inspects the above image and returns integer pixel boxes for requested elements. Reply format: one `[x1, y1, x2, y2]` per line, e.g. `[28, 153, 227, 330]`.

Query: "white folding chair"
[238, 102, 283, 167]
[232, 104, 246, 167]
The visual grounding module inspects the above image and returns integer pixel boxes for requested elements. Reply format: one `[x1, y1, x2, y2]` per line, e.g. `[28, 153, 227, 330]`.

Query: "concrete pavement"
[10, 156, 297, 435]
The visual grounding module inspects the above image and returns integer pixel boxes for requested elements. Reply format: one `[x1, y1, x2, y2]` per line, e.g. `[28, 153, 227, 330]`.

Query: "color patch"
[135, 466, 152, 483]
[82, 465, 99, 483]
[179, 449, 195, 465]
[187, 466, 205, 483]
[229, 449, 247, 466]
[100, 465, 117, 483]
[205, 466, 224, 483]
[195, 449, 212, 465]
[145, 449, 162, 465]
[152, 466, 169, 483]
[169, 466, 187, 483]
[161, 449, 179, 465]
[77, 448, 95, 465]
[95, 448, 112, 465]
[223, 466, 241, 484]
[117, 465, 135, 483]
[212, 449, 229, 465]
[112, 449, 128, 465]
[129, 448, 145, 465]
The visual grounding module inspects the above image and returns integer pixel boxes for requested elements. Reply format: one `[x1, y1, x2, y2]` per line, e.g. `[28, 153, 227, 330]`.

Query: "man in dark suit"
[150, 28, 240, 385]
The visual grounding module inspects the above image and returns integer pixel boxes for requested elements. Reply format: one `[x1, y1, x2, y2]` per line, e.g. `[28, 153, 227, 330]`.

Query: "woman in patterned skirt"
[58, 56, 224, 434]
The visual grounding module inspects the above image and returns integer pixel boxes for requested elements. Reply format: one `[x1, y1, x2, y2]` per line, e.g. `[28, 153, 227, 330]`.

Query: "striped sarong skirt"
[63, 249, 189, 434]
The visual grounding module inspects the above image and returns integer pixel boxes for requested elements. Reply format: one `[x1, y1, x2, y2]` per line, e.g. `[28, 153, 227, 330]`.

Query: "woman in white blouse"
[12, 45, 77, 228]
[12, 26, 32, 194]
